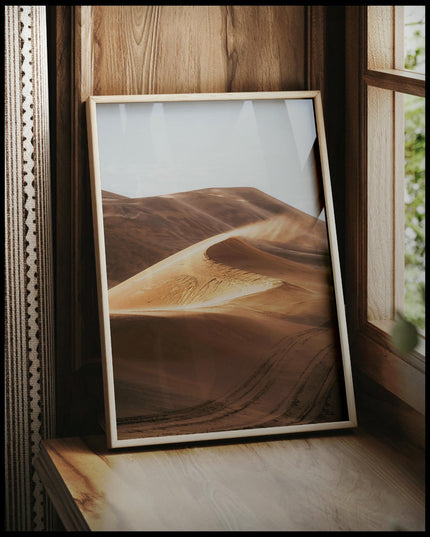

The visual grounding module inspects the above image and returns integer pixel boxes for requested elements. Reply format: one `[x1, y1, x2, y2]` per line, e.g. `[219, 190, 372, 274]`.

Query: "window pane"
[404, 93, 425, 333]
[404, 5, 425, 74]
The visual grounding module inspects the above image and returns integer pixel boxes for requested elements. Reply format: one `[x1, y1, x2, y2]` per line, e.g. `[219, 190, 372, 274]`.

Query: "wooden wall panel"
[86, 6, 306, 97]
[90, 6, 229, 95]
[49, 5, 320, 437]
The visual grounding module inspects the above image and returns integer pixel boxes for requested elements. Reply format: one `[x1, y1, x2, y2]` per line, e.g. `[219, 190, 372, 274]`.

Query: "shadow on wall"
[62, 361, 105, 435]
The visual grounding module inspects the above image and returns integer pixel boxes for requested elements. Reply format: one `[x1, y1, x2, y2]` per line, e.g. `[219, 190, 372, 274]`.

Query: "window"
[345, 6, 425, 415]
[366, 6, 425, 355]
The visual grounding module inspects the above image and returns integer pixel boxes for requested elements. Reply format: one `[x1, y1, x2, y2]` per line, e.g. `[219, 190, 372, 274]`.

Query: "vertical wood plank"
[323, 7, 347, 272]
[367, 86, 395, 321]
[72, 6, 101, 371]
[393, 6, 405, 70]
[345, 6, 368, 333]
[47, 6, 75, 436]
[219, 5, 306, 92]
[307, 6, 326, 100]
[367, 6, 395, 71]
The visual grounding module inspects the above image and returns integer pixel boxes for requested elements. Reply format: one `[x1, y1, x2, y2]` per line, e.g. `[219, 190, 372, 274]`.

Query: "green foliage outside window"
[403, 10, 425, 334]
[404, 94, 425, 332]
[391, 8, 425, 354]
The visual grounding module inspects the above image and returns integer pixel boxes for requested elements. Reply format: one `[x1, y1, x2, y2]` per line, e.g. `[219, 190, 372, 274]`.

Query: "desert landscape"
[102, 186, 348, 440]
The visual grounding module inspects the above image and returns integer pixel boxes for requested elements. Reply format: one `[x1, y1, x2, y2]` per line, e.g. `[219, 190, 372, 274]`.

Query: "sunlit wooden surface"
[35, 430, 425, 531]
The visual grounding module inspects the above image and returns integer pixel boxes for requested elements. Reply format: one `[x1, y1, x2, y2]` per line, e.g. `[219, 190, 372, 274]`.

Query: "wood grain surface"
[88, 6, 306, 96]
[35, 431, 425, 532]
[367, 85, 395, 322]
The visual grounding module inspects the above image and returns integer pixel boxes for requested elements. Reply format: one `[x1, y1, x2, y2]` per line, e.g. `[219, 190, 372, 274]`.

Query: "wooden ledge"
[35, 430, 425, 531]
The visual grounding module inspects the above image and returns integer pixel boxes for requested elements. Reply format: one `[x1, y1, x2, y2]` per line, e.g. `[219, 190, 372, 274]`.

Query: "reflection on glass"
[404, 93, 425, 333]
[404, 5, 425, 74]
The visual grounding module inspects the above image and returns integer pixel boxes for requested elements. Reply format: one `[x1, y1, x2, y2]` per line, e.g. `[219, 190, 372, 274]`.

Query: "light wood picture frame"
[86, 91, 357, 449]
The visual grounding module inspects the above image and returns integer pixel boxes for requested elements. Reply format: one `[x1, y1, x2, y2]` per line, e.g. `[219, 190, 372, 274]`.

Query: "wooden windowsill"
[34, 429, 425, 531]
[369, 318, 425, 365]
[352, 321, 426, 417]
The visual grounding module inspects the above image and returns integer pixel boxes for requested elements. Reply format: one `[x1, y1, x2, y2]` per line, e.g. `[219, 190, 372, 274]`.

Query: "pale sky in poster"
[96, 98, 324, 219]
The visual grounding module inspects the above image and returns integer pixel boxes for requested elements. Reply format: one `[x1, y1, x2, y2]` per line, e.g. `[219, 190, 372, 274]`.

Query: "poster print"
[86, 91, 357, 448]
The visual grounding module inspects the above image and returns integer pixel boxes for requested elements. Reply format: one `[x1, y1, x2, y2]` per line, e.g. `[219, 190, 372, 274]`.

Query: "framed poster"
[86, 91, 357, 449]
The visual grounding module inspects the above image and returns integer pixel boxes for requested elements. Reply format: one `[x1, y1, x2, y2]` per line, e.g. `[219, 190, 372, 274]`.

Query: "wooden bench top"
[35, 430, 425, 531]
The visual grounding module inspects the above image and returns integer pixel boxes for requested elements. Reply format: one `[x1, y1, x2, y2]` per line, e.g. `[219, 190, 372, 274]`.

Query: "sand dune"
[109, 236, 284, 312]
[102, 190, 232, 287]
[108, 211, 330, 312]
[101, 187, 348, 440]
[102, 187, 326, 288]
